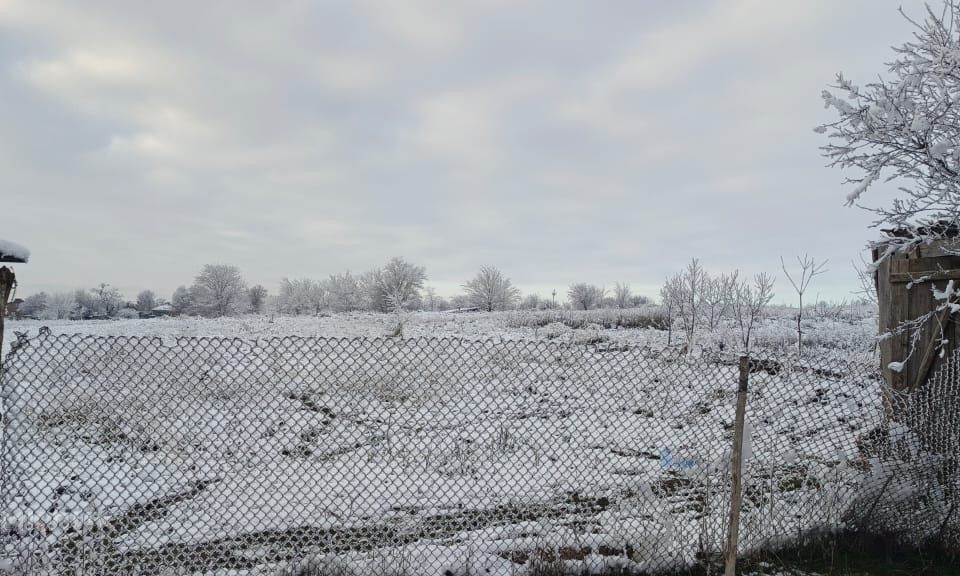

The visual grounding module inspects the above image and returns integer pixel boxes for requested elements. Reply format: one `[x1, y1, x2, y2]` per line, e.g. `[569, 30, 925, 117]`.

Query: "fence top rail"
[3, 327, 881, 374]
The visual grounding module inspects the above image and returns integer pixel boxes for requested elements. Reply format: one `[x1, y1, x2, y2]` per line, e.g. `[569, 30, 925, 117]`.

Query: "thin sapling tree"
[781, 255, 828, 356]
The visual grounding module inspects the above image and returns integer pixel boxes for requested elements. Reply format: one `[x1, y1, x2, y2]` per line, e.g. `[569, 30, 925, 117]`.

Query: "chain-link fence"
[841, 346, 960, 547]
[0, 329, 950, 574]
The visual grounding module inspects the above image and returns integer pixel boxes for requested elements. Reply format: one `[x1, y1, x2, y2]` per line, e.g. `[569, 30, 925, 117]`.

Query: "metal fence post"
[724, 354, 750, 576]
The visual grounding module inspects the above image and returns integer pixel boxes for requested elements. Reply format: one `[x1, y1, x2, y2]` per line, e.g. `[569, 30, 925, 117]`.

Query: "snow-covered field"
[0, 310, 882, 575]
[2, 308, 878, 357]
[2, 312, 584, 355]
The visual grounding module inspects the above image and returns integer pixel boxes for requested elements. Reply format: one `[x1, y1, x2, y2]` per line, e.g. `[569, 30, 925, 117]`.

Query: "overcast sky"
[0, 0, 928, 303]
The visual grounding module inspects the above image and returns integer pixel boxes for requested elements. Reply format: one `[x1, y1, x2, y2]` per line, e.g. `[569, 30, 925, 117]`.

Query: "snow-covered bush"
[506, 307, 667, 331]
[116, 308, 139, 320]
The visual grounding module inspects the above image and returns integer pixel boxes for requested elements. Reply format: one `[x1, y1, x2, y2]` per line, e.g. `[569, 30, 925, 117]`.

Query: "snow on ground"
[3, 311, 622, 346]
[3, 308, 878, 357]
[0, 310, 881, 574]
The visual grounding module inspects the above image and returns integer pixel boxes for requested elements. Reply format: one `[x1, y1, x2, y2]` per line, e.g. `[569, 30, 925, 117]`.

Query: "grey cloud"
[0, 0, 930, 302]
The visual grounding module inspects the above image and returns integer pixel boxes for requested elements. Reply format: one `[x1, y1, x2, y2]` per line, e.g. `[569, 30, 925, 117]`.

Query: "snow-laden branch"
[817, 1, 960, 255]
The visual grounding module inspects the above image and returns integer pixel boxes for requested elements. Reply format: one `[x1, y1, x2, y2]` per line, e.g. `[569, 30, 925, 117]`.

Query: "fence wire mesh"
[842, 346, 960, 546]
[0, 329, 945, 575]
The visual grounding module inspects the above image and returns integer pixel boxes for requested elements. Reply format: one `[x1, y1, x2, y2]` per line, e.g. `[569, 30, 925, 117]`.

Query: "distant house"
[141, 304, 178, 319]
[3, 298, 23, 319]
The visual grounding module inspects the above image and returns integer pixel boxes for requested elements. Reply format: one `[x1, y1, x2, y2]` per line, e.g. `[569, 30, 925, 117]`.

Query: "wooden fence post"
[0, 266, 15, 362]
[724, 354, 750, 576]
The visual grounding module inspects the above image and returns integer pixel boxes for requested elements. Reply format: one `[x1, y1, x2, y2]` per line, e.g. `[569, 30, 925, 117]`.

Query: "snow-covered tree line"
[11, 259, 665, 320]
[17, 284, 130, 321]
[660, 258, 775, 352]
[16, 268, 267, 320]
[565, 283, 652, 311]
[274, 258, 427, 315]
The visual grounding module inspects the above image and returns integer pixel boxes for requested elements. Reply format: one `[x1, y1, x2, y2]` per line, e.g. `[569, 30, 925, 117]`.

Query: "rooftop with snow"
[0, 239, 30, 263]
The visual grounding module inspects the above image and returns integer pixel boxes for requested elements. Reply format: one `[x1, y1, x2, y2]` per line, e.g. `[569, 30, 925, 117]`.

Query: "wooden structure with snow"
[0, 238, 29, 357]
[0, 252, 28, 264]
[0, 238, 30, 264]
[873, 233, 960, 392]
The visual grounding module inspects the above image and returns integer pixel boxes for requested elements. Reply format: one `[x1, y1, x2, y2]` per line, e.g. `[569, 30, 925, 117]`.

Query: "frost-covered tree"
[520, 293, 544, 310]
[73, 289, 96, 318]
[72, 284, 123, 319]
[660, 276, 683, 347]
[93, 283, 124, 318]
[449, 294, 473, 310]
[423, 286, 441, 311]
[136, 290, 157, 313]
[567, 283, 604, 310]
[676, 259, 706, 350]
[853, 255, 879, 305]
[700, 272, 737, 331]
[734, 275, 773, 350]
[276, 279, 301, 315]
[248, 285, 268, 313]
[731, 273, 776, 353]
[326, 271, 363, 312]
[370, 257, 427, 312]
[277, 278, 326, 315]
[464, 266, 520, 311]
[358, 270, 388, 312]
[301, 279, 326, 314]
[420, 287, 450, 311]
[171, 286, 194, 315]
[613, 283, 632, 309]
[817, 2, 960, 252]
[191, 264, 247, 317]
[631, 294, 654, 307]
[41, 292, 76, 320]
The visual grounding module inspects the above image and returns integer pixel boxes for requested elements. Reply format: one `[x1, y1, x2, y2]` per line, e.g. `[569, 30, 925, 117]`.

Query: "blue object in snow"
[660, 448, 697, 470]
